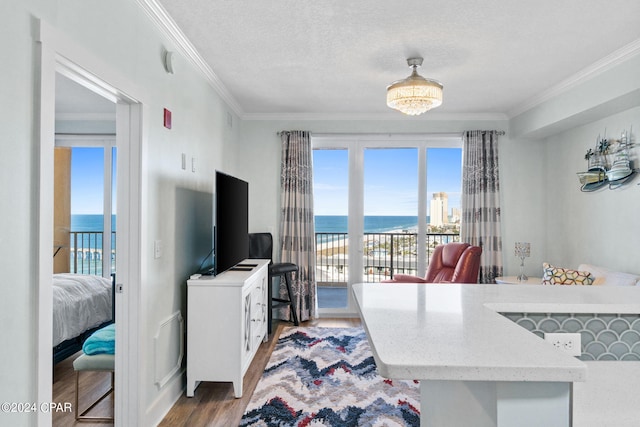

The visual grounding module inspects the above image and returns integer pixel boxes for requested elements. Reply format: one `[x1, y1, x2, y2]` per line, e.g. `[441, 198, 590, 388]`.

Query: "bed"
[52, 273, 114, 364]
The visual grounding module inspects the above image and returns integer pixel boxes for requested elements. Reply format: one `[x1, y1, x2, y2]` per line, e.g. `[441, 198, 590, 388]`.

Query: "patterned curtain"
[461, 130, 503, 283]
[279, 131, 316, 321]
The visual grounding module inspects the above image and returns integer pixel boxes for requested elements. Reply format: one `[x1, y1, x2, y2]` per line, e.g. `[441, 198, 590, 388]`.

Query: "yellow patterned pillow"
[542, 263, 594, 285]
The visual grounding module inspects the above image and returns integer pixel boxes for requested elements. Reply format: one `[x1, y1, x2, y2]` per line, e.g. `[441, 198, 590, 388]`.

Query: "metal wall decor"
[577, 127, 636, 191]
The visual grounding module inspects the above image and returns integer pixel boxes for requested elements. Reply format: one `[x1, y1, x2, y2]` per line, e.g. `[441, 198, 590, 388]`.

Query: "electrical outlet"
[154, 239, 163, 259]
[544, 332, 581, 356]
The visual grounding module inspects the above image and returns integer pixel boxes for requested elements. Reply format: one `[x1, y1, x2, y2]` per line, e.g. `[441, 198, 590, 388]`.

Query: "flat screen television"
[214, 171, 249, 275]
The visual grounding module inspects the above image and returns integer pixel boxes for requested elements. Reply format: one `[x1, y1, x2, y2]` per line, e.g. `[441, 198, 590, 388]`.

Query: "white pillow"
[577, 264, 609, 285]
[604, 271, 640, 286]
[578, 264, 640, 286]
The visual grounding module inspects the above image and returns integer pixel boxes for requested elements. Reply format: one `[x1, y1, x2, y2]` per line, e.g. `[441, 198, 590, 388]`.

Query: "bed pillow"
[577, 264, 609, 285]
[542, 263, 594, 286]
[578, 264, 640, 286]
[604, 271, 640, 286]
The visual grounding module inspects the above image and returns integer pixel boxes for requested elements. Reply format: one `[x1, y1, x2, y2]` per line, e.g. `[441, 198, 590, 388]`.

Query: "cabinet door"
[251, 275, 266, 349]
[242, 290, 252, 362]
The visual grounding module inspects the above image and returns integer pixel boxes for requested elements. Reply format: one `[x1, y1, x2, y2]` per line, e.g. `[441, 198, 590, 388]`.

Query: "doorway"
[37, 22, 143, 426]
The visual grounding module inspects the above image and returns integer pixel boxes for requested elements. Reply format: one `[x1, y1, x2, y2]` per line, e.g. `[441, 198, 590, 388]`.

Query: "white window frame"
[312, 133, 463, 316]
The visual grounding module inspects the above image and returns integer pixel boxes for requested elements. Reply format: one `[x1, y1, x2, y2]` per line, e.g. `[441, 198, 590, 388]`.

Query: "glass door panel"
[364, 148, 418, 281]
[426, 148, 462, 257]
[313, 149, 349, 309]
[70, 147, 105, 275]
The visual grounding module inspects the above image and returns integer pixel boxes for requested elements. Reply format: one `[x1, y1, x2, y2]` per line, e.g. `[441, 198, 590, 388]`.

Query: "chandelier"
[386, 57, 443, 116]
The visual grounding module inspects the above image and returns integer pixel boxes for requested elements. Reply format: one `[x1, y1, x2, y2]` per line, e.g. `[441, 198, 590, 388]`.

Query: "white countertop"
[352, 283, 640, 383]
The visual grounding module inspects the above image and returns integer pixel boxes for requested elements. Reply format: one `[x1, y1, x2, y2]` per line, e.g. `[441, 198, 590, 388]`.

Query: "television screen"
[215, 171, 249, 274]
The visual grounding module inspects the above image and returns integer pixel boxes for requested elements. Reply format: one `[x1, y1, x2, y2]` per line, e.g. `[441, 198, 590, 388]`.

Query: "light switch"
[181, 153, 186, 170]
[154, 240, 163, 259]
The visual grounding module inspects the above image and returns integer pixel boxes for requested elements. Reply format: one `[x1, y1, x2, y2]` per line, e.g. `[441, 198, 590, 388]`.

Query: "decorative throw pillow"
[542, 263, 594, 286]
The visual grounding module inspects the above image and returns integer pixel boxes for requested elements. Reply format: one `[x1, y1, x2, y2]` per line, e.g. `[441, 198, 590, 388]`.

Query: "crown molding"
[508, 38, 640, 118]
[241, 111, 508, 122]
[139, 0, 637, 124]
[132, 0, 508, 124]
[135, 0, 244, 116]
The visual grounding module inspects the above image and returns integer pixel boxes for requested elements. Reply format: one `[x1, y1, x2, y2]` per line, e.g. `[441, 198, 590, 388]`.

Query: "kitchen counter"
[352, 283, 640, 427]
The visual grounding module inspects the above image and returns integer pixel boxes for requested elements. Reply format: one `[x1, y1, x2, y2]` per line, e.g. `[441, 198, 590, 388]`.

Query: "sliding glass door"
[363, 148, 418, 282]
[54, 138, 117, 277]
[313, 149, 349, 309]
[312, 134, 462, 316]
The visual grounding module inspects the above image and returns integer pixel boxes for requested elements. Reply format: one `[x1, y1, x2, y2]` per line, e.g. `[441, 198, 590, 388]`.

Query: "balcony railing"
[316, 232, 460, 285]
[69, 231, 116, 275]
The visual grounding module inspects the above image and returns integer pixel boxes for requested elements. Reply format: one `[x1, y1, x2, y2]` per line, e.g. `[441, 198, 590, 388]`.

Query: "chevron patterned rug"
[240, 327, 420, 426]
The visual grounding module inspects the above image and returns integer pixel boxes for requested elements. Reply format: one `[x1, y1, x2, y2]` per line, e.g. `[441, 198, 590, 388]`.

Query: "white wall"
[0, 2, 38, 421]
[511, 48, 640, 276]
[0, 1, 239, 425]
[499, 136, 548, 278]
[543, 107, 640, 274]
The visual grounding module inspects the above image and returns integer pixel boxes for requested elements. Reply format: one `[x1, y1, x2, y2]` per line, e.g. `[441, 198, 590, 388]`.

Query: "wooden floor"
[52, 318, 360, 427]
[53, 351, 114, 426]
[160, 318, 361, 427]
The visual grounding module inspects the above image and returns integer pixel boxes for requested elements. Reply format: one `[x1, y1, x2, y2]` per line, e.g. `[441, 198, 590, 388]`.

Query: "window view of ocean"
[72, 214, 429, 235]
[315, 215, 429, 234]
[69, 215, 117, 275]
[71, 214, 117, 231]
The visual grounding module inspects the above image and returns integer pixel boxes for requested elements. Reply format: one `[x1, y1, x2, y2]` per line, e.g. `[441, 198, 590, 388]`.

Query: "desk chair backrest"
[248, 232, 273, 261]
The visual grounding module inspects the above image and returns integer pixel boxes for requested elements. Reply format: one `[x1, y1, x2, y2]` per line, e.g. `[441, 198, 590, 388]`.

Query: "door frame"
[36, 20, 143, 426]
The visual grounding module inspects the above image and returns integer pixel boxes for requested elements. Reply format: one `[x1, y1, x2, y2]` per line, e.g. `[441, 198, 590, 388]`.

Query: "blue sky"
[71, 145, 461, 216]
[70, 147, 116, 214]
[313, 148, 462, 216]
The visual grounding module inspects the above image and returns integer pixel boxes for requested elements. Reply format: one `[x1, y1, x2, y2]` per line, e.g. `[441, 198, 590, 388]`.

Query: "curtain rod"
[279, 131, 506, 137]
[308, 132, 465, 140]
[464, 130, 506, 135]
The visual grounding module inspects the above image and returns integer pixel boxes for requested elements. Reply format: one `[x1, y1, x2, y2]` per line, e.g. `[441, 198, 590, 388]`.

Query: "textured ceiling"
[156, 0, 640, 118]
[56, 1, 640, 119]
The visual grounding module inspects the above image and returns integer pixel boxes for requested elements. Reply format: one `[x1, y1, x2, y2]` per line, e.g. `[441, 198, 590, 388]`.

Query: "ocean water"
[72, 214, 422, 234]
[315, 215, 428, 233]
[68, 215, 117, 275]
[70, 214, 117, 251]
[71, 214, 117, 231]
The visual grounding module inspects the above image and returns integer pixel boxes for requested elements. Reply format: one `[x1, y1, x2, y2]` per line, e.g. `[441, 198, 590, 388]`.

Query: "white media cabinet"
[186, 259, 269, 398]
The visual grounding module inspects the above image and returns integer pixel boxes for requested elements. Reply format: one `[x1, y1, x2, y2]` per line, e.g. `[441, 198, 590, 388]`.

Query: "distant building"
[429, 192, 448, 227]
[450, 207, 461, 223]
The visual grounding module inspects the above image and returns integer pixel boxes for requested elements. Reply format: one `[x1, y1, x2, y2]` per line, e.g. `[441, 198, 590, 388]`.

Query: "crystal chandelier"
[386, 57, 443, 116]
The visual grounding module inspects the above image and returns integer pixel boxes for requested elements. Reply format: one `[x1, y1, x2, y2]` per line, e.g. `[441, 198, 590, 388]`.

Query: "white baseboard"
[146, 368, 186, 427]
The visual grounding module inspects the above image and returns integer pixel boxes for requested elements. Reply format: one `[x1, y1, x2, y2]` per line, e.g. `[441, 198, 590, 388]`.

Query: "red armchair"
[383, 242, 482, 284]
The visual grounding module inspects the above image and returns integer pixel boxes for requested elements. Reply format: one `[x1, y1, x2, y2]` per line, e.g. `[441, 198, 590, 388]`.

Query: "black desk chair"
[248, 233, 299, 333]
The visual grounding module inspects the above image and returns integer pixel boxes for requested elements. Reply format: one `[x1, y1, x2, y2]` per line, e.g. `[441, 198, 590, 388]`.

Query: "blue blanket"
[82, 323, 115, 355]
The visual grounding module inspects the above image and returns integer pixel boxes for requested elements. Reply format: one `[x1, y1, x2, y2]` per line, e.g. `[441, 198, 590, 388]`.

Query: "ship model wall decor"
[577, 127, 637, 192]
